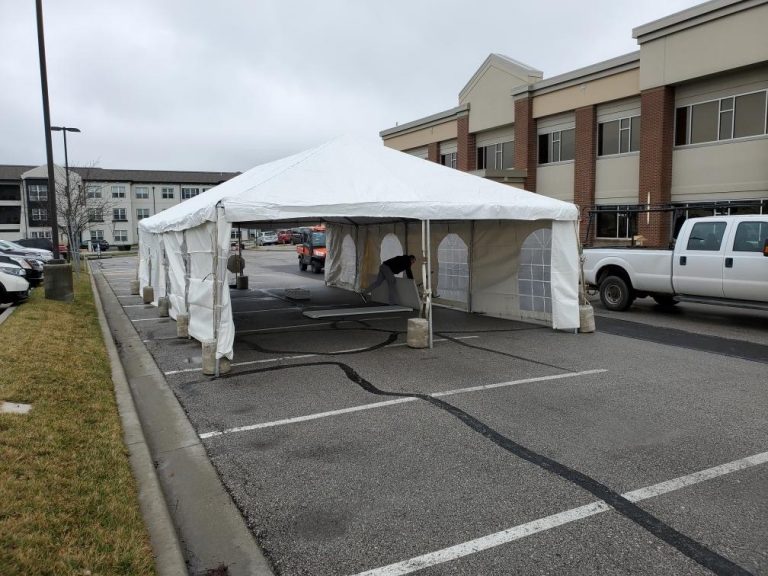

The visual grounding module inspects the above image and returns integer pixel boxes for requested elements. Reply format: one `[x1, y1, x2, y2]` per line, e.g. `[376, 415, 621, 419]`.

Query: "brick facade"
[513, 96, 537, 192]
[427, 142, 440, 163]
[638, 86, 675, 247]
[574, 106, 597, 244]
[457, 116, 476, 172]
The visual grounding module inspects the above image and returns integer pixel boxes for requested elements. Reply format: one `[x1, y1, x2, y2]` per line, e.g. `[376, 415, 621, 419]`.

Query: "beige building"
[381, 0, 768, 248]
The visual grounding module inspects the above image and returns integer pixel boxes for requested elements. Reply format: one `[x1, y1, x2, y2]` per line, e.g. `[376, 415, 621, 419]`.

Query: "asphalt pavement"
[95, 247, 768, 576]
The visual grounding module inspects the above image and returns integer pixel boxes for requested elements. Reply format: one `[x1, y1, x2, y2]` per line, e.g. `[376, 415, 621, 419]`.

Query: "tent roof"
[139, 135, 578, 234]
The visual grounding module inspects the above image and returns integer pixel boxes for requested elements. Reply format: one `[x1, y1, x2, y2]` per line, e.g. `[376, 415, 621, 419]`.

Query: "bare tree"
[54, 163, 114, 271]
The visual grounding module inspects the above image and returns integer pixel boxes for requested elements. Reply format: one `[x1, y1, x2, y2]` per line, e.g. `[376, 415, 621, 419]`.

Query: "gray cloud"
[0, 0, 702, 172]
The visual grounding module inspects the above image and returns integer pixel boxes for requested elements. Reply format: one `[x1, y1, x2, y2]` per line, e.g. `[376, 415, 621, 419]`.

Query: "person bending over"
[365, 254, 416, 305]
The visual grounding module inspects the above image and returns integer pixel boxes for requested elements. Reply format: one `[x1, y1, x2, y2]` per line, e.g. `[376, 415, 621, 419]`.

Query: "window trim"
[675, 88, 768, 148]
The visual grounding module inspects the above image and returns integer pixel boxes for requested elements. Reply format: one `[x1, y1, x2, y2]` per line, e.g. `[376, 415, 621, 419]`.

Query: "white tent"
[138, 136, 582, 366]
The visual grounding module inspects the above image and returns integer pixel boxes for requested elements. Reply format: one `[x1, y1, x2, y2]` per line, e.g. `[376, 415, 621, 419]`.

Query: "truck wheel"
[599, 275, 634, 311]
[652, 295, 678, 307]
[299, 259, 308, 271]
[311, 261, 323, 274]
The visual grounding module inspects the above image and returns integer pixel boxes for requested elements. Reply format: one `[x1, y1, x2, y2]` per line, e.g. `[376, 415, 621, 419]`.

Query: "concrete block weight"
[44, 263, 74, 302]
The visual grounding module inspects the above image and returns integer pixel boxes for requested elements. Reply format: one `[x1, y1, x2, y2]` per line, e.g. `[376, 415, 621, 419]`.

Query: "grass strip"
[0, 272, 155, 576]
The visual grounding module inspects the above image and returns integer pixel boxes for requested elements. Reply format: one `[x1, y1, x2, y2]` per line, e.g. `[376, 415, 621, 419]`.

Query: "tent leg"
[426, 219, 433, 349]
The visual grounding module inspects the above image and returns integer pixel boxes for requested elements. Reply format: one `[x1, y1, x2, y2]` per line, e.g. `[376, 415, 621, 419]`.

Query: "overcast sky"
[1, 0, 703, 173]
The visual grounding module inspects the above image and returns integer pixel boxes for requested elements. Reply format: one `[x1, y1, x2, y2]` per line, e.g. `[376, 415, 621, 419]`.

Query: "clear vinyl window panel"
[518, 228, 552, 314]
[436, 233, 468, 303]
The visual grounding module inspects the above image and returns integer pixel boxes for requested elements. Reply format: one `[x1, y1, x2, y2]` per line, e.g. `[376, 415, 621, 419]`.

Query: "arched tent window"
[437, 233, 468, 303]
[518, 228, 552, 317]
[339, 234, 357, 286]
[380, 233, 403, 275]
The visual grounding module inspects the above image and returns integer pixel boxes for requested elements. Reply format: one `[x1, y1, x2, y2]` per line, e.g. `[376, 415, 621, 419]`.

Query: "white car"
[0, 261, 30, 304]
[257, 231, 278, 245]
[0, 239, 53, 262]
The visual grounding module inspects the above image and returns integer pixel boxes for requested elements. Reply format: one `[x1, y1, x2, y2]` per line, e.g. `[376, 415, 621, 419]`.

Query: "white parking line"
[352, 450, 768, 576]
[164, 337, 480, 376]
[132, 317, 168, 323]
[123, 304, 151, 308]
[198, 368, 604, 439]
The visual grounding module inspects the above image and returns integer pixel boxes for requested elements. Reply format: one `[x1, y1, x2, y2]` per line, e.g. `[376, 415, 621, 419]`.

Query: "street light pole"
[35, 0, 59, 257]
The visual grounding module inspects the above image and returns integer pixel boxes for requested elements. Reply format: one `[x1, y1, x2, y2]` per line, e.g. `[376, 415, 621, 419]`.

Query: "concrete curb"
[91, 265, 275, 576]
[89, 269, 188, 575]
[0, 304, 17, 327]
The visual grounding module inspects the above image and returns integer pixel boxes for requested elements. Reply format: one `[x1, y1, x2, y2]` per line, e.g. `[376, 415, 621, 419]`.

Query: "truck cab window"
[686, 222, 727, 251]
[733, 221, 768, 252]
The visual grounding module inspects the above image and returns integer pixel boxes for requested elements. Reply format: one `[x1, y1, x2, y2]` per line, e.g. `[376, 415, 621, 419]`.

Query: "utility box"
[44, 263, 74, 302]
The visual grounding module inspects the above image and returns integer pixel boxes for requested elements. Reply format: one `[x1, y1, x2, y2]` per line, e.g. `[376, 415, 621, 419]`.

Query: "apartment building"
[0, 164, 238, 246]
[381, 0, 768, 248]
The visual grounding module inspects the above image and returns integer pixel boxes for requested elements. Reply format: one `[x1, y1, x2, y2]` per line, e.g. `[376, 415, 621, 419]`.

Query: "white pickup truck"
[583, 215, 768, 311]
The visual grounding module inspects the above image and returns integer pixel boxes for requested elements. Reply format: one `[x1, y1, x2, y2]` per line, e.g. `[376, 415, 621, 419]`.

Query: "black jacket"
[383, 255, 414, 279]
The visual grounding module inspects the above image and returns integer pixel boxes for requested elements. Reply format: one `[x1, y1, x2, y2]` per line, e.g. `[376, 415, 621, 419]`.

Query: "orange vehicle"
[296, 225, 326, 273]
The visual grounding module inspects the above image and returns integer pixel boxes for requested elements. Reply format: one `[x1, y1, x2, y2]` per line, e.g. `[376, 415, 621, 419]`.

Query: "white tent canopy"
[138, 136, 582, 364]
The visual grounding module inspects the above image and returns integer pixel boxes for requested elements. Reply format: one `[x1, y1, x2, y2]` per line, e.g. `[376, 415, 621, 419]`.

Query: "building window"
[675, 89, 767, 146]
[31, 208, 48, 221]
[85, 185, 101, 199]
[0, 184, 21, 201]
[30, 230, 52, 239]
[113, 229, 128, 243]
[135, 186, 149, 199]
[476, 141, 514, 170]
[0, 205, 21, 225]
[595, 206, 637, 239]
[161, 187, 174, 199]
[111, 185, 126, 198]
[538, 129, 575, 164]
[113, 208, 127, 221]
[88, 208, 103, 222]
[181, 187, 200, 200]
[90, 229, 104, 241]
[136, 208, 150, 220]
[598, 116, 640, 156]
[440, 152, 457, 169]
[28, 184, 48, 201]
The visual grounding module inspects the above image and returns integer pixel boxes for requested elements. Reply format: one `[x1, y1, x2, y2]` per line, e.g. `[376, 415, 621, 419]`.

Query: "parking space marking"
[353, 450, 768, 576]
[198, 368, 602, 439]
[131, 317, 168, 323]
[164, 337, 480, 376]
[122, 304, 151, 308]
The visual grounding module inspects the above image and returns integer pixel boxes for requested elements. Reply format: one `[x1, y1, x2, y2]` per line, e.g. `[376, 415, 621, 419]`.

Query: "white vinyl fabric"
[138, 135, 582, 361]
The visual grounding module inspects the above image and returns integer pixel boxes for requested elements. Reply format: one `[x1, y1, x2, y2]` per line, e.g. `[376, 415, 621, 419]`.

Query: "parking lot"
[96, 248, 768, 576]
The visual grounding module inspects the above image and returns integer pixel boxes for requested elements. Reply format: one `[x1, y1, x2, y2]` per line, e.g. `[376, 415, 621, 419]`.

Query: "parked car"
[0, 239, 53, 262]
[296, 226, 326, 273]
[80, 239, 110, 252]
[0, 255, 43, 287]
[583, 215, 768, 311]
[277, 229, 292, 244]
[257, 231, 278, 246]
[291, 228, 304, 244]
[0, 261, 30, 303]
[14, 238, 53, 252]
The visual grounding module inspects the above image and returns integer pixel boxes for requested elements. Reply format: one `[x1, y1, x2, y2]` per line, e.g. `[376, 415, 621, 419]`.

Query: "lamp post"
[51, 126, 80, 261]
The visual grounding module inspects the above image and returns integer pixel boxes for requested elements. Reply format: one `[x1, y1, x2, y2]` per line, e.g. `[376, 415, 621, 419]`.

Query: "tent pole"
[420, 220, 427, 319]
[213, 206, 222, 377]
[468, 221, 475, 313]
[426, 219, 433, 349]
